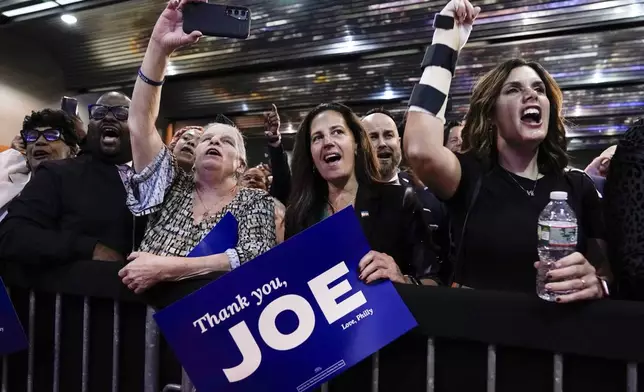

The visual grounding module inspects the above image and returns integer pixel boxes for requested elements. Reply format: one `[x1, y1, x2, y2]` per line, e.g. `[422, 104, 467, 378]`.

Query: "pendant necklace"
[504, 169, 538, 197]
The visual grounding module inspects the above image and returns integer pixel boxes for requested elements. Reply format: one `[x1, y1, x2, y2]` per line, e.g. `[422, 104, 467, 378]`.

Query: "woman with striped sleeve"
[403, 0, 609, 302]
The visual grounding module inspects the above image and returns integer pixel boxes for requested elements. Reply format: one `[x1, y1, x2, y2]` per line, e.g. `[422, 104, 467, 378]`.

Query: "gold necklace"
[195, 185, 237, 220]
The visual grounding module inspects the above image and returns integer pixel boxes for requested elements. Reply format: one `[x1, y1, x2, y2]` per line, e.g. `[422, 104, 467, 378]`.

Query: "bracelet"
[137, 68, 164, 87]
[225, 248, 241, 270]
[597, 276, 610, 297]
[405, 275, 422, 286]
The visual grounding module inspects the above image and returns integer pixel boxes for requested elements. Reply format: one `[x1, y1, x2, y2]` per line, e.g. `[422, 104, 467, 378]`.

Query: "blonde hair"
[461, 59, 568, 173]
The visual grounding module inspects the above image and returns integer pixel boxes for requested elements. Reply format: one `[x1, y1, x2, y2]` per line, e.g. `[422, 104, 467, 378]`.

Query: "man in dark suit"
[362, 109, 446, 224]
[0, 92, 145, 267]
[362, 108, 450, 279]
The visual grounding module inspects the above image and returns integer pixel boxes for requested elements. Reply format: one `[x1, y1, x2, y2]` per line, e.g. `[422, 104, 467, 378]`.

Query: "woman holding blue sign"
[117, 0, 283, 294]
[285, 103, 440, 286]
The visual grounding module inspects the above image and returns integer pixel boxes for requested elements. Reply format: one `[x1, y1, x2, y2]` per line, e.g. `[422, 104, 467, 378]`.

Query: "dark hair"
[461, 58, 568, 173]
[444, 120, 462, 146]
[23, 109, 79, 147]
[285, 103, 381, 237]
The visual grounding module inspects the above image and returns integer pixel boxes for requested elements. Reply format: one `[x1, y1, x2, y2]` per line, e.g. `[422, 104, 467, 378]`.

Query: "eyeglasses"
[20, 128, 63, 144]
[88, 104, 129, 121]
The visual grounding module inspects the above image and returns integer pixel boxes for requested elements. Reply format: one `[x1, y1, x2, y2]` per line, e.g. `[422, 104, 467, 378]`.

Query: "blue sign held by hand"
[188, 212, 238, 257]
[0, 278, 28, 355]
[154, 207, 417, 392]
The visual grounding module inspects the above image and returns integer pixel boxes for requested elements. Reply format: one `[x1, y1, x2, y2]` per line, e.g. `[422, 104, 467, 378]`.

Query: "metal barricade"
[0, 262, 642, 392]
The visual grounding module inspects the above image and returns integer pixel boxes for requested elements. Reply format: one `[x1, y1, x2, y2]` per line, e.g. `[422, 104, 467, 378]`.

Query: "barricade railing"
[1, 260, 643, 392]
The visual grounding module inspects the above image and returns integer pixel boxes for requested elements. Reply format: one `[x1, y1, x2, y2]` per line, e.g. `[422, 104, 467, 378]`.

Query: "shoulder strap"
[450, 174, 483, 286]
[564, 167, 600, 200]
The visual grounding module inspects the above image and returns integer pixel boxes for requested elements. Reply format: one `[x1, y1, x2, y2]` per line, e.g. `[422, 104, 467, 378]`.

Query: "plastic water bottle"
[537, 191, 578, 301]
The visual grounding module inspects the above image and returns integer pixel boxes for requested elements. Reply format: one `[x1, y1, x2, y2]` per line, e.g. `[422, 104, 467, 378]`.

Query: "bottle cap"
[550, 191, 568, 200]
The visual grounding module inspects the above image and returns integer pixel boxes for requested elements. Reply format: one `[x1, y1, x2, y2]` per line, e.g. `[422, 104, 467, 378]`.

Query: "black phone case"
[182, 3, 251, 39]
[61, 97, 78, 116]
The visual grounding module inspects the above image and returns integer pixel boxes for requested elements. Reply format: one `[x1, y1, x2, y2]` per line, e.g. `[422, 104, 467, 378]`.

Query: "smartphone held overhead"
[61, 97, 79, 117]
[182, 3, 251, 39]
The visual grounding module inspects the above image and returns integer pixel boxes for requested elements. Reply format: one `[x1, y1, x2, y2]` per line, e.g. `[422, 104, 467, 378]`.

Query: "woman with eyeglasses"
[0, 109, 79, 221]
[118, 0, 282, 294]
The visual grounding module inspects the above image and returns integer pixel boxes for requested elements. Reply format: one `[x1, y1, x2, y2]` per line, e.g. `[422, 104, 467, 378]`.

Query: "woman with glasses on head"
[118, 0, 282, 294]
[0, 109, 79, 220]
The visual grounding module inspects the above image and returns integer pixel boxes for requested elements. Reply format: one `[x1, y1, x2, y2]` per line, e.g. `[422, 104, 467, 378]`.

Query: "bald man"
[84, 91, 133, 164]
[362, 110, 403, 183]
[0, 92, 146, 267]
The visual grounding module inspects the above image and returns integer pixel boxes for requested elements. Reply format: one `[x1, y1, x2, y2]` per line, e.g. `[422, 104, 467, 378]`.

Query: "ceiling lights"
[2, 2, 58, 17]
[2, 0, 84, 19]
[60, 13, 76, 24]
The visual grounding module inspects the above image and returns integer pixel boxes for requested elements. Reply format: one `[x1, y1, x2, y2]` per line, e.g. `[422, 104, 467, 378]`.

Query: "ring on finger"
[579, 278, 586, 289]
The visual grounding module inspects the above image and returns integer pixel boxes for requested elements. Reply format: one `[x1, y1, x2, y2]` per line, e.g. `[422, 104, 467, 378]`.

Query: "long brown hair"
[285, 103, 380, 238]
[461, 59, 568, 173]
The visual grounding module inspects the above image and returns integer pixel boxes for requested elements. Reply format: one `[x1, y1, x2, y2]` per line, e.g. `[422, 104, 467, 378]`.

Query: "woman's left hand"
[119, 252, 168, 294]
[535, 252, 603, 303]
[358, 250, 406, 284]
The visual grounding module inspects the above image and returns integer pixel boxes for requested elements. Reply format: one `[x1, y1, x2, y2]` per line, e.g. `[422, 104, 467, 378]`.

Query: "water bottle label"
[538, 223, 577, 247]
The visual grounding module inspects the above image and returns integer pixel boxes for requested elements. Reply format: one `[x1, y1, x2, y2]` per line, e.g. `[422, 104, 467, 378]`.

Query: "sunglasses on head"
[88, 104, 129, 121]
[20, 128, 63, 144]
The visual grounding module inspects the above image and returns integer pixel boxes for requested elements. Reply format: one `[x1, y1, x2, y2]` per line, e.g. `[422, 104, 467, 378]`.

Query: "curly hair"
[22, 109, 79, 147]
[461, 59, 568, 173]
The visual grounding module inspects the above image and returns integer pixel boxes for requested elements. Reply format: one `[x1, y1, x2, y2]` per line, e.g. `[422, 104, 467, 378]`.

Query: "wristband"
[138, 68, 164, 87]
[420, 44, 459, 74]
[405, 275, 422, 286]
[433, 14, 455, 30]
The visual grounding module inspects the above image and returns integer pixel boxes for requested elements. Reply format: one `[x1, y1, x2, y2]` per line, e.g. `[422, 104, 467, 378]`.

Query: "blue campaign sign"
[188, 212, 238, 257]
[0, 278, 28, 355]
[154, 207, 417, 392]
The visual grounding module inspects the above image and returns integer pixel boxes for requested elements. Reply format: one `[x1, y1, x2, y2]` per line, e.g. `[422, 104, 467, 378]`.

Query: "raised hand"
[150, 0, 204, 55]
[436, 0, 481, 50]
[264, 104, 281, 147]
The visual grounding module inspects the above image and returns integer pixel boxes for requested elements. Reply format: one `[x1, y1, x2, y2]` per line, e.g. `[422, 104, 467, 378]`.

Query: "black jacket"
[268, 143, 291, 205]
[0, 154, 145, 267]
[286, 183, 439, 280]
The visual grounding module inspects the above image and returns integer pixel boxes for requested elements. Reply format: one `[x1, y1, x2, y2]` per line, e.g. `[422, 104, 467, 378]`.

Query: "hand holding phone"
[149, 0, 205, 55]
[182, 2, 251, 39]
